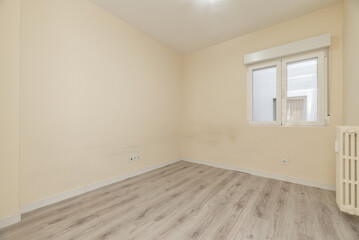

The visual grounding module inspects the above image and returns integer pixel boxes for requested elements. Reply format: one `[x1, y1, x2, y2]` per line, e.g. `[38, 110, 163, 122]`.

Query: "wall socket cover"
[281, 159, 289, 165]
[129, 155, 141, 162]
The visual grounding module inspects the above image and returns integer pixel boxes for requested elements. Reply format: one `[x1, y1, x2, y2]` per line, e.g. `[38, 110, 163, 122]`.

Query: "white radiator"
[336, 126, 359, 215]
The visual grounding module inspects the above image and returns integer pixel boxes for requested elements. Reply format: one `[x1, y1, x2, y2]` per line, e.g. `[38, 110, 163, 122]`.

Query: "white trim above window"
[244, 33, 331, 65]
[247, 49, 328, 127]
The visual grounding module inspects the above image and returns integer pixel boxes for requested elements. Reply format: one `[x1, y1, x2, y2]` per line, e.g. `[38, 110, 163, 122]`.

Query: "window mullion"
[276, 61, 282, 125]
[281, 60, 287, 126]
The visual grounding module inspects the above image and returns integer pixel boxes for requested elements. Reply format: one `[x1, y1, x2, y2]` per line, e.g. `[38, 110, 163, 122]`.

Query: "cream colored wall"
[181, 3, 342, 185]
[0, 0, 21, 218]
[343, 0, 359, 125]
[0, 0, 347, 218]
[20, 0, 182, 205]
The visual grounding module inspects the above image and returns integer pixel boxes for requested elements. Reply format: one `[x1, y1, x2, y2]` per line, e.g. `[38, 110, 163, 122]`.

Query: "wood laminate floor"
[1, 161, 359, 240]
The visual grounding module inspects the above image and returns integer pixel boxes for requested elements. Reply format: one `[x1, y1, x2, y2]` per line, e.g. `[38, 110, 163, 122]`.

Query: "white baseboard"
[21, 158, 181, 214]
[0, 213, 21, 230]
[182, 158, 336, 191]
[7, 157, 334, 230]
[20, 187, 87, 214]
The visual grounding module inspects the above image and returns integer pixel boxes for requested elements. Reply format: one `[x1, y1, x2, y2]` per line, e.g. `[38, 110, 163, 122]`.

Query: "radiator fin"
[336, 126, 359, 215]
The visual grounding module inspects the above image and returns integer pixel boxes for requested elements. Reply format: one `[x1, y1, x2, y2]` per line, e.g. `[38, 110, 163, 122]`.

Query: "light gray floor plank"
[1, 161, 359, 240]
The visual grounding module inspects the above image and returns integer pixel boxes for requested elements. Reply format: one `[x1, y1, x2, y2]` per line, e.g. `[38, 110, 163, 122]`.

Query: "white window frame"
[247, 49, 328, 127]
[247, 60, 282, 126]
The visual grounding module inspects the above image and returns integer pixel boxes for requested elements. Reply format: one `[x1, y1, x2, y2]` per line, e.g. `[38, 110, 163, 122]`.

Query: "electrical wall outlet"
[129, 155, 141, 162]
[281, 159, 289, 165]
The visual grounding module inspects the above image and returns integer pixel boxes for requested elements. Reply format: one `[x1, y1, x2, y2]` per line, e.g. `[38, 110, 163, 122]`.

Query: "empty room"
[1, 0, 359, 239]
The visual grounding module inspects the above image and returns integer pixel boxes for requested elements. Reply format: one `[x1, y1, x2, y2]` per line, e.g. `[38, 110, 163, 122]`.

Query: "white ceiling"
[89, 0, 340, 54]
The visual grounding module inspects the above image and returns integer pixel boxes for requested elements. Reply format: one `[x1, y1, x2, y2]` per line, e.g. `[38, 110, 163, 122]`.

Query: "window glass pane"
[287, 58, 318, 121]
[252, 66, 277, 122]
